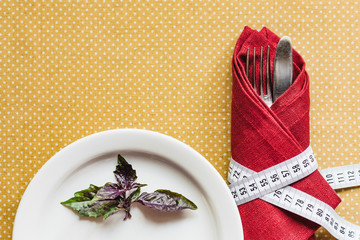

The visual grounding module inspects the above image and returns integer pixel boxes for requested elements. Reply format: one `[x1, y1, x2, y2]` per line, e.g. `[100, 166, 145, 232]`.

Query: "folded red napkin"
[231, 27, 341, 240]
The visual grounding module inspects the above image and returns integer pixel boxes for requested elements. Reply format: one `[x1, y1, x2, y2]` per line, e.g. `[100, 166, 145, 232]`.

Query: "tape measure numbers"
[320, 164, 360, 190]
[228, 146, 318, 205]
[228, 147, 360, 240]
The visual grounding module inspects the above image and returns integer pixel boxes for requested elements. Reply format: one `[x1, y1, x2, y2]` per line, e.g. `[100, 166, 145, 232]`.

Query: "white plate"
[13, 129, 243, 240]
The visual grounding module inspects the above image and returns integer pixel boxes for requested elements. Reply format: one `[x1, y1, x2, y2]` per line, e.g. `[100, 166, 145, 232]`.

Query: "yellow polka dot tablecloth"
[1, 0, 359, 239]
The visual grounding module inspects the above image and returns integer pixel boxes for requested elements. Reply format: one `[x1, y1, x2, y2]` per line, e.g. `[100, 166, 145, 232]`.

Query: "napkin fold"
[231, 27, 341, 240]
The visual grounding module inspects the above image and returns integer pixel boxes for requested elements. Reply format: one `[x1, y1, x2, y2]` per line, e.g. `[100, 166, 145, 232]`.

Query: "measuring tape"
[228, 146, 318, 205]
[320, 164, 360, 190]
[228, 147, 360, 240]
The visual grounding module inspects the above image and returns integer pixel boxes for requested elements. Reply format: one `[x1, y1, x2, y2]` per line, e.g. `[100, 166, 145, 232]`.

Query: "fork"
[246, 46, 273, 107]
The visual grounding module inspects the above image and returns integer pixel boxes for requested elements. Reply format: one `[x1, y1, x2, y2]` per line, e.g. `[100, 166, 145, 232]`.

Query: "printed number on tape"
[228, 146, 360, 240]
[228, 146, 317, 205]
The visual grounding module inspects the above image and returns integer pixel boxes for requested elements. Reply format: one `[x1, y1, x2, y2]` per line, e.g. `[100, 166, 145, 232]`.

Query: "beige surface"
[1, 0, 359, 239]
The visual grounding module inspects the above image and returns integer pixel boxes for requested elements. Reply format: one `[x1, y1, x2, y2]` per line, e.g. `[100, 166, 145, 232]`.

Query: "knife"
[272, 36, 293, 103]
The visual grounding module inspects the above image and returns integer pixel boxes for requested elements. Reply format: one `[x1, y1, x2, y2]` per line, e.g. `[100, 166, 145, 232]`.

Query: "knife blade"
[272, 36, 293, 103]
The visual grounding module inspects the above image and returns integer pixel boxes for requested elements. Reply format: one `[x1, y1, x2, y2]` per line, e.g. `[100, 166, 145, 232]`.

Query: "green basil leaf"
[102, 206, 123, 220]
[73, 184, 101, 199]
[128, 187, 141, 202]
[61, 184, 122, 219]
[61, 196, 119, 219]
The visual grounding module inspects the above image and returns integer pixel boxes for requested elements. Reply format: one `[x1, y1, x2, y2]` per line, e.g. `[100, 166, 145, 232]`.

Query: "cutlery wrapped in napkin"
[231, 27, 341, 240]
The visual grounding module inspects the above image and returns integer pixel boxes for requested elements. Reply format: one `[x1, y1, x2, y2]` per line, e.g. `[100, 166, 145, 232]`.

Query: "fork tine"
[253, 47, 257, 93]
[259, 45, 273, 107]
[259, 46, 264, 97]
[266, 45, 272, 99]
[246, 48, 249, 79]
[247, 45, 273, 106]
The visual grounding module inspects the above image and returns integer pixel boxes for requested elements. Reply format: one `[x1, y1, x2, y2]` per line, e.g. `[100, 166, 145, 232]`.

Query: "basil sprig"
[61, 155, 197, 220]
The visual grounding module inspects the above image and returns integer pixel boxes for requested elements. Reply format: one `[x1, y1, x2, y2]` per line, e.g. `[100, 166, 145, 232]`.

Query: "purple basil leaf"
[95, 182, 125, 200]
[114, 154, 137, 189]
[137, 189, 198, 212]
[62, 154, 198, 221]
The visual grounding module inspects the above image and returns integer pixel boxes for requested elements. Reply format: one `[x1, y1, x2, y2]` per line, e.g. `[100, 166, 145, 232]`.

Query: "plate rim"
[13, 129, 243, 240]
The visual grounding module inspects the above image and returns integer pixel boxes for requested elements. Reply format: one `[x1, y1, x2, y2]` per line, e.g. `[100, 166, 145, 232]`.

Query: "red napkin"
[231, 27, 341, 240]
